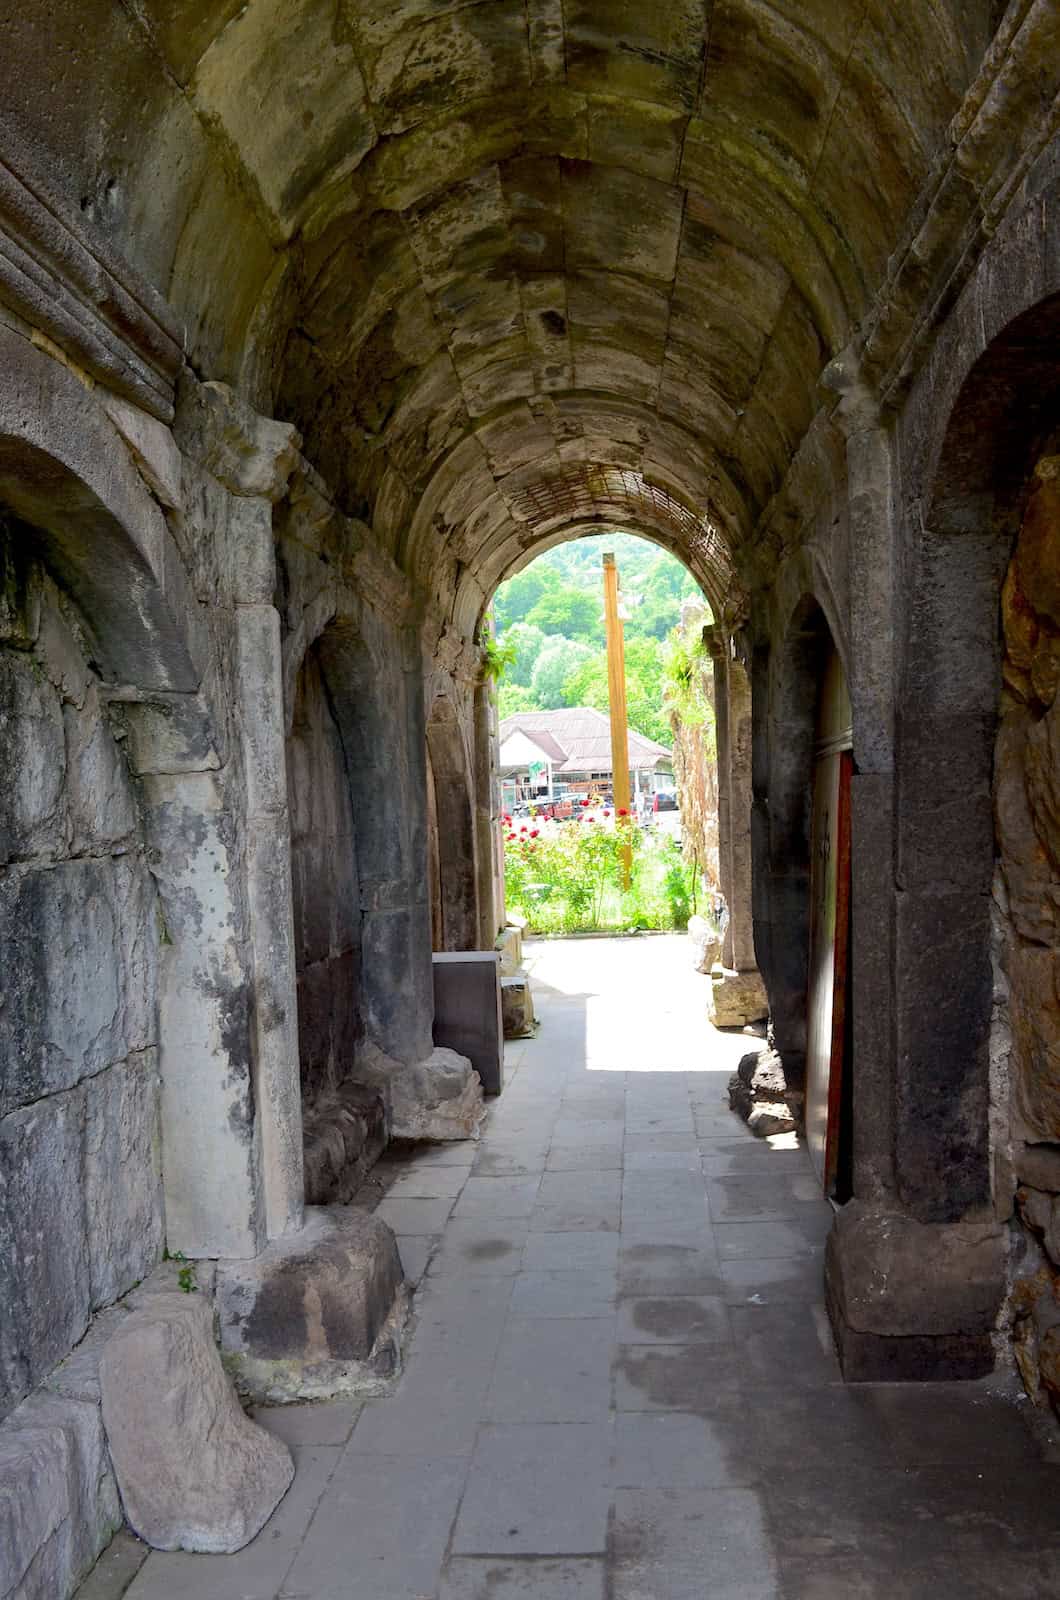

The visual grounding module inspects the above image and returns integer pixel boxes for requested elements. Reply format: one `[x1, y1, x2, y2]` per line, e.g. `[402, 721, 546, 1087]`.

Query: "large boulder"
[215, 1206, 405, 1403]
[727, 1047, 797, 1137]
[99, 1292, 293, 1553]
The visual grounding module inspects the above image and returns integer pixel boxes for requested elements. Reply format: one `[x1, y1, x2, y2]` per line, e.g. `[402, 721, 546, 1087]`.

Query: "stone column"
[705, 626, 768, 1026]
[819, 370, 1004, 1381]
[473, 680, 500, 948]
[173, 381, 305, 1245]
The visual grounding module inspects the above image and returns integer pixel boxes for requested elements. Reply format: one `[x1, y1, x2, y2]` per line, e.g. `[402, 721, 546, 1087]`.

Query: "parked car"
[653, 788, 678, 812]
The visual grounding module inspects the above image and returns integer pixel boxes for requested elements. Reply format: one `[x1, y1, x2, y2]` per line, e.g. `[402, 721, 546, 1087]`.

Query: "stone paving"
[95, 936, 1058, 1600]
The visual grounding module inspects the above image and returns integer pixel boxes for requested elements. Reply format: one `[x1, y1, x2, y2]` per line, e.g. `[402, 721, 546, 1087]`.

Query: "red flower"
[618, 808, 628, 816]
[587, 816, 595, 824]
[530, 829, 539, 838]
[579, 798, 590, 807]
[520, 825, 528, 833]
[603, 809, 611, 818]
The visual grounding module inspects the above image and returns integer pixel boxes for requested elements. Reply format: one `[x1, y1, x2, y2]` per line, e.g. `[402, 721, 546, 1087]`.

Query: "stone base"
[708, 967, 769, 1027]
[688, 914, 722, 975]
[825, 1201, 1006, 1382]
[302, 1081, 388, 1204]
[497, 923, 524, 976]
[501, 972, 535, 1039]
[215, 1207, 407, 1404]
[357, 1041, 487, 1140]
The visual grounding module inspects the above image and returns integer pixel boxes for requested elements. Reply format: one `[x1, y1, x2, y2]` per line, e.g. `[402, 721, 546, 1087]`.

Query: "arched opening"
[425, 696, 479, 953]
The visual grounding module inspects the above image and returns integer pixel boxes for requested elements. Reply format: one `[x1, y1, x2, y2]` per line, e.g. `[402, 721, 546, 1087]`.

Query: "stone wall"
[667, 599, 719, 892]
[0, 523, 163, 1422]
[994, 449, 1060, 1417]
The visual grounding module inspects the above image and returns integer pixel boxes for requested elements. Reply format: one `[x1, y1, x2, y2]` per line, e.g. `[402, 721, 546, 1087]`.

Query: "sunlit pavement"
[112, 935, 1057, 1600]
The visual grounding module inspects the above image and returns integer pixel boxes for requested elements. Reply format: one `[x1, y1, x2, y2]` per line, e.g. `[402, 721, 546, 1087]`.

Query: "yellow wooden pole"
[602, 552, 632, 889]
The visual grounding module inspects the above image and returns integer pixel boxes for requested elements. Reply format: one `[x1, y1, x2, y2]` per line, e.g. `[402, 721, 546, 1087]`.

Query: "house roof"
[499, 706, 672, 774]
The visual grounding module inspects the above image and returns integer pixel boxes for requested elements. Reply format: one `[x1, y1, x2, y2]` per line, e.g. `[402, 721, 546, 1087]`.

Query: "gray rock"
[0, 1089, 90, 1421]
[728, 1048, 797, 1137]
[84, 1052, 164, 1309]
[688, 914, 722, 975]
[501, 973, 535, 1039]
[100, 1292, 294, 1553]
[0, 856, 157, 1115]
[1018, 1185, 1060, 1267]
[215, 1206, 405, 1403]
[0, 648, 66, 862]
[63, 684, 140, 854]
[358, 1041, 487, 1142]
[0, 1389, 121, 1600]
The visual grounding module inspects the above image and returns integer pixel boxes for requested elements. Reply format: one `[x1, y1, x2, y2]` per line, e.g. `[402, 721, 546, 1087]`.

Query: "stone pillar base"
[825, 1200, 1006, 1382]
[215, 1208, 407, 1404]
[708, 967, 769, 1028]
[501, 972, 536, 1038]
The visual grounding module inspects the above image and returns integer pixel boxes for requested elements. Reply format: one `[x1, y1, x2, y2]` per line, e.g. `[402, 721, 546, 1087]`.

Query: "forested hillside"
[492, 534, 708, 744]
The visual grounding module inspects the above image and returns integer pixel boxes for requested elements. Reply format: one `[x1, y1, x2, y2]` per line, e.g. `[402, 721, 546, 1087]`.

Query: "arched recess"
[895, 290, 1060, 1226]
[759, 592, 851, 1092]
[426, 695, 479, 953]
[0, 333, 284, 1425]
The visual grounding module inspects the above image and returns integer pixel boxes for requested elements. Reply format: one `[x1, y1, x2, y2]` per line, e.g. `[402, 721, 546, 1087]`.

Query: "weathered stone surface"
[177, 380, 300, 501]
[302, 1080, 388, 1205]
[688, 914, 722, 975]
[0, 1390, 121, 1600]
[0, 648, 66, 862]
[1018, 1185, 1060, 1267]
[0, 1089, 90, 1421]
[501, 972, 535, 1039]
[728, 1046, 797, 1137]
[0, 856, 157, 1115]
[826, 1201, 1006, 1381]
[102, 393, 184, 510]
[215, 1207, 405, 1402]
[100, 1292, 294, 1552]
[497, 922, 523, 975]
[84, 1051, 164, 1309]
[359, 1044, 487, 1142]
[708, 968, 769, 1028]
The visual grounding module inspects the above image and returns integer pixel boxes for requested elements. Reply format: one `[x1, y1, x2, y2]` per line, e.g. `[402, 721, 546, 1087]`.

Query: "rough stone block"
[0, 856, 157, 1115]
[0, 1390, 121, 1600]
[708, 968, 769, 1027]
[302, 1079, 388, 1204]
[370, 1045, 487, 1141]
[100, 1292, 294, 1553]
[0, 1089, 90, 1420]
[63, 686, 140, 854]
[84, 1051, 164, 1309]
[0, 649, 66, 863]
[497, 923, 523, 975]
[825, 1200, 1006, 1381]
[215, 1207, 405, 1402]
[501, 973, 535, 1039]
[102, 393, 184, 510]
[688, 914, 722, 975]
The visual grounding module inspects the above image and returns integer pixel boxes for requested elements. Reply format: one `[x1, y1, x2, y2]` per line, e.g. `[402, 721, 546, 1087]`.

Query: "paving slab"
[452, 1423, 611, 1555]
[486, 1317, 614, 1423]
[440, 1557, 607, 1599]
[609, 1487, 779, 1600]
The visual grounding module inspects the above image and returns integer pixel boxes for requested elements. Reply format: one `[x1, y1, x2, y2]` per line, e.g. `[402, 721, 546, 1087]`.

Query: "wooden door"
[804, 649, 852, 1193]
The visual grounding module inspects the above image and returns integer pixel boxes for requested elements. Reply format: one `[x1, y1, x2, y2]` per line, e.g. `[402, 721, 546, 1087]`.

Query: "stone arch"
[425, 694, 479, 952]
[894, 290, 1060, 1225]
[759, 592, 851, 1078]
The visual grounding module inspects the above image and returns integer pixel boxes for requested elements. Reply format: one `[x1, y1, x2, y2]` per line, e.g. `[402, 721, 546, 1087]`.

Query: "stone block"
[215, 1206, 406, 1402]
[497, 923, 523, 975]
[102, 393, 184, 510]
[0, 649, 66, 863]
[0, 1390, 121, 1600]
[0, 1089, 90, 1420]
[392, 1047, 487, 1141]
[302, 1079, 388, 1204]
[84, 1052, 164, 1309]
[708, 968, 769, 1028]
[825, 1200, 1006, 1381]
[0, 856, 157, 1115]
[688, 914, 722, 975]
[63, 687, 140, 854]
[501, 973, 535, 1039]
[100, 1292, 294, 1553]
[433, 951, 505, 1094]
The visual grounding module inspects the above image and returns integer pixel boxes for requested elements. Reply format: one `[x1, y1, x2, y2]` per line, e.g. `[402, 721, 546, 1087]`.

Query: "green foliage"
[530, 638, 593, 707]
[481, 630, 517, 683]
[500, 622, 547, 686]
[525, 586, 603, 642]
[163, 1247, 198, 1293]
[497, 681, 538, 718]
[565, 637, 672, 744]
[502, 814, 699, 935]
[493, 566, 559, 630]
[664, 634, 715, 742]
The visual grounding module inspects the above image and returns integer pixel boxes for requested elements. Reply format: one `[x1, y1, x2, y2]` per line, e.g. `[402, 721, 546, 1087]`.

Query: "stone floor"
[89, 936, 1059, 1600]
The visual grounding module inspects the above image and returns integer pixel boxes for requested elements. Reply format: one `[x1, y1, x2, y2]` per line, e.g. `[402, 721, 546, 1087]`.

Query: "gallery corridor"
[99, 937, 1058, 1600]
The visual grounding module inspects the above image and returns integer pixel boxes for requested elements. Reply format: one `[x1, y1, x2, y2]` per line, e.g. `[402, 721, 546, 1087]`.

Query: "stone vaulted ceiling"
[3, 0, 997, 616]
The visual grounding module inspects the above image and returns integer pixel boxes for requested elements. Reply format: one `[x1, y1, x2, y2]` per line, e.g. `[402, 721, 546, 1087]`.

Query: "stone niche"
[0, 523, 164, 1597]
[994, 452, 1060, 1418]
[0, 526, 163, 1423]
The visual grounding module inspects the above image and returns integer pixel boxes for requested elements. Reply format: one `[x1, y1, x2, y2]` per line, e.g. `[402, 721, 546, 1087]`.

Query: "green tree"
[493, 566, 558, 631]
[566, 637, 672, 744]
[497, 682, 538, 718]
[500, 621, 547, 687]
[525, 586, 603, 643]
[531, 638, 593, 708]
